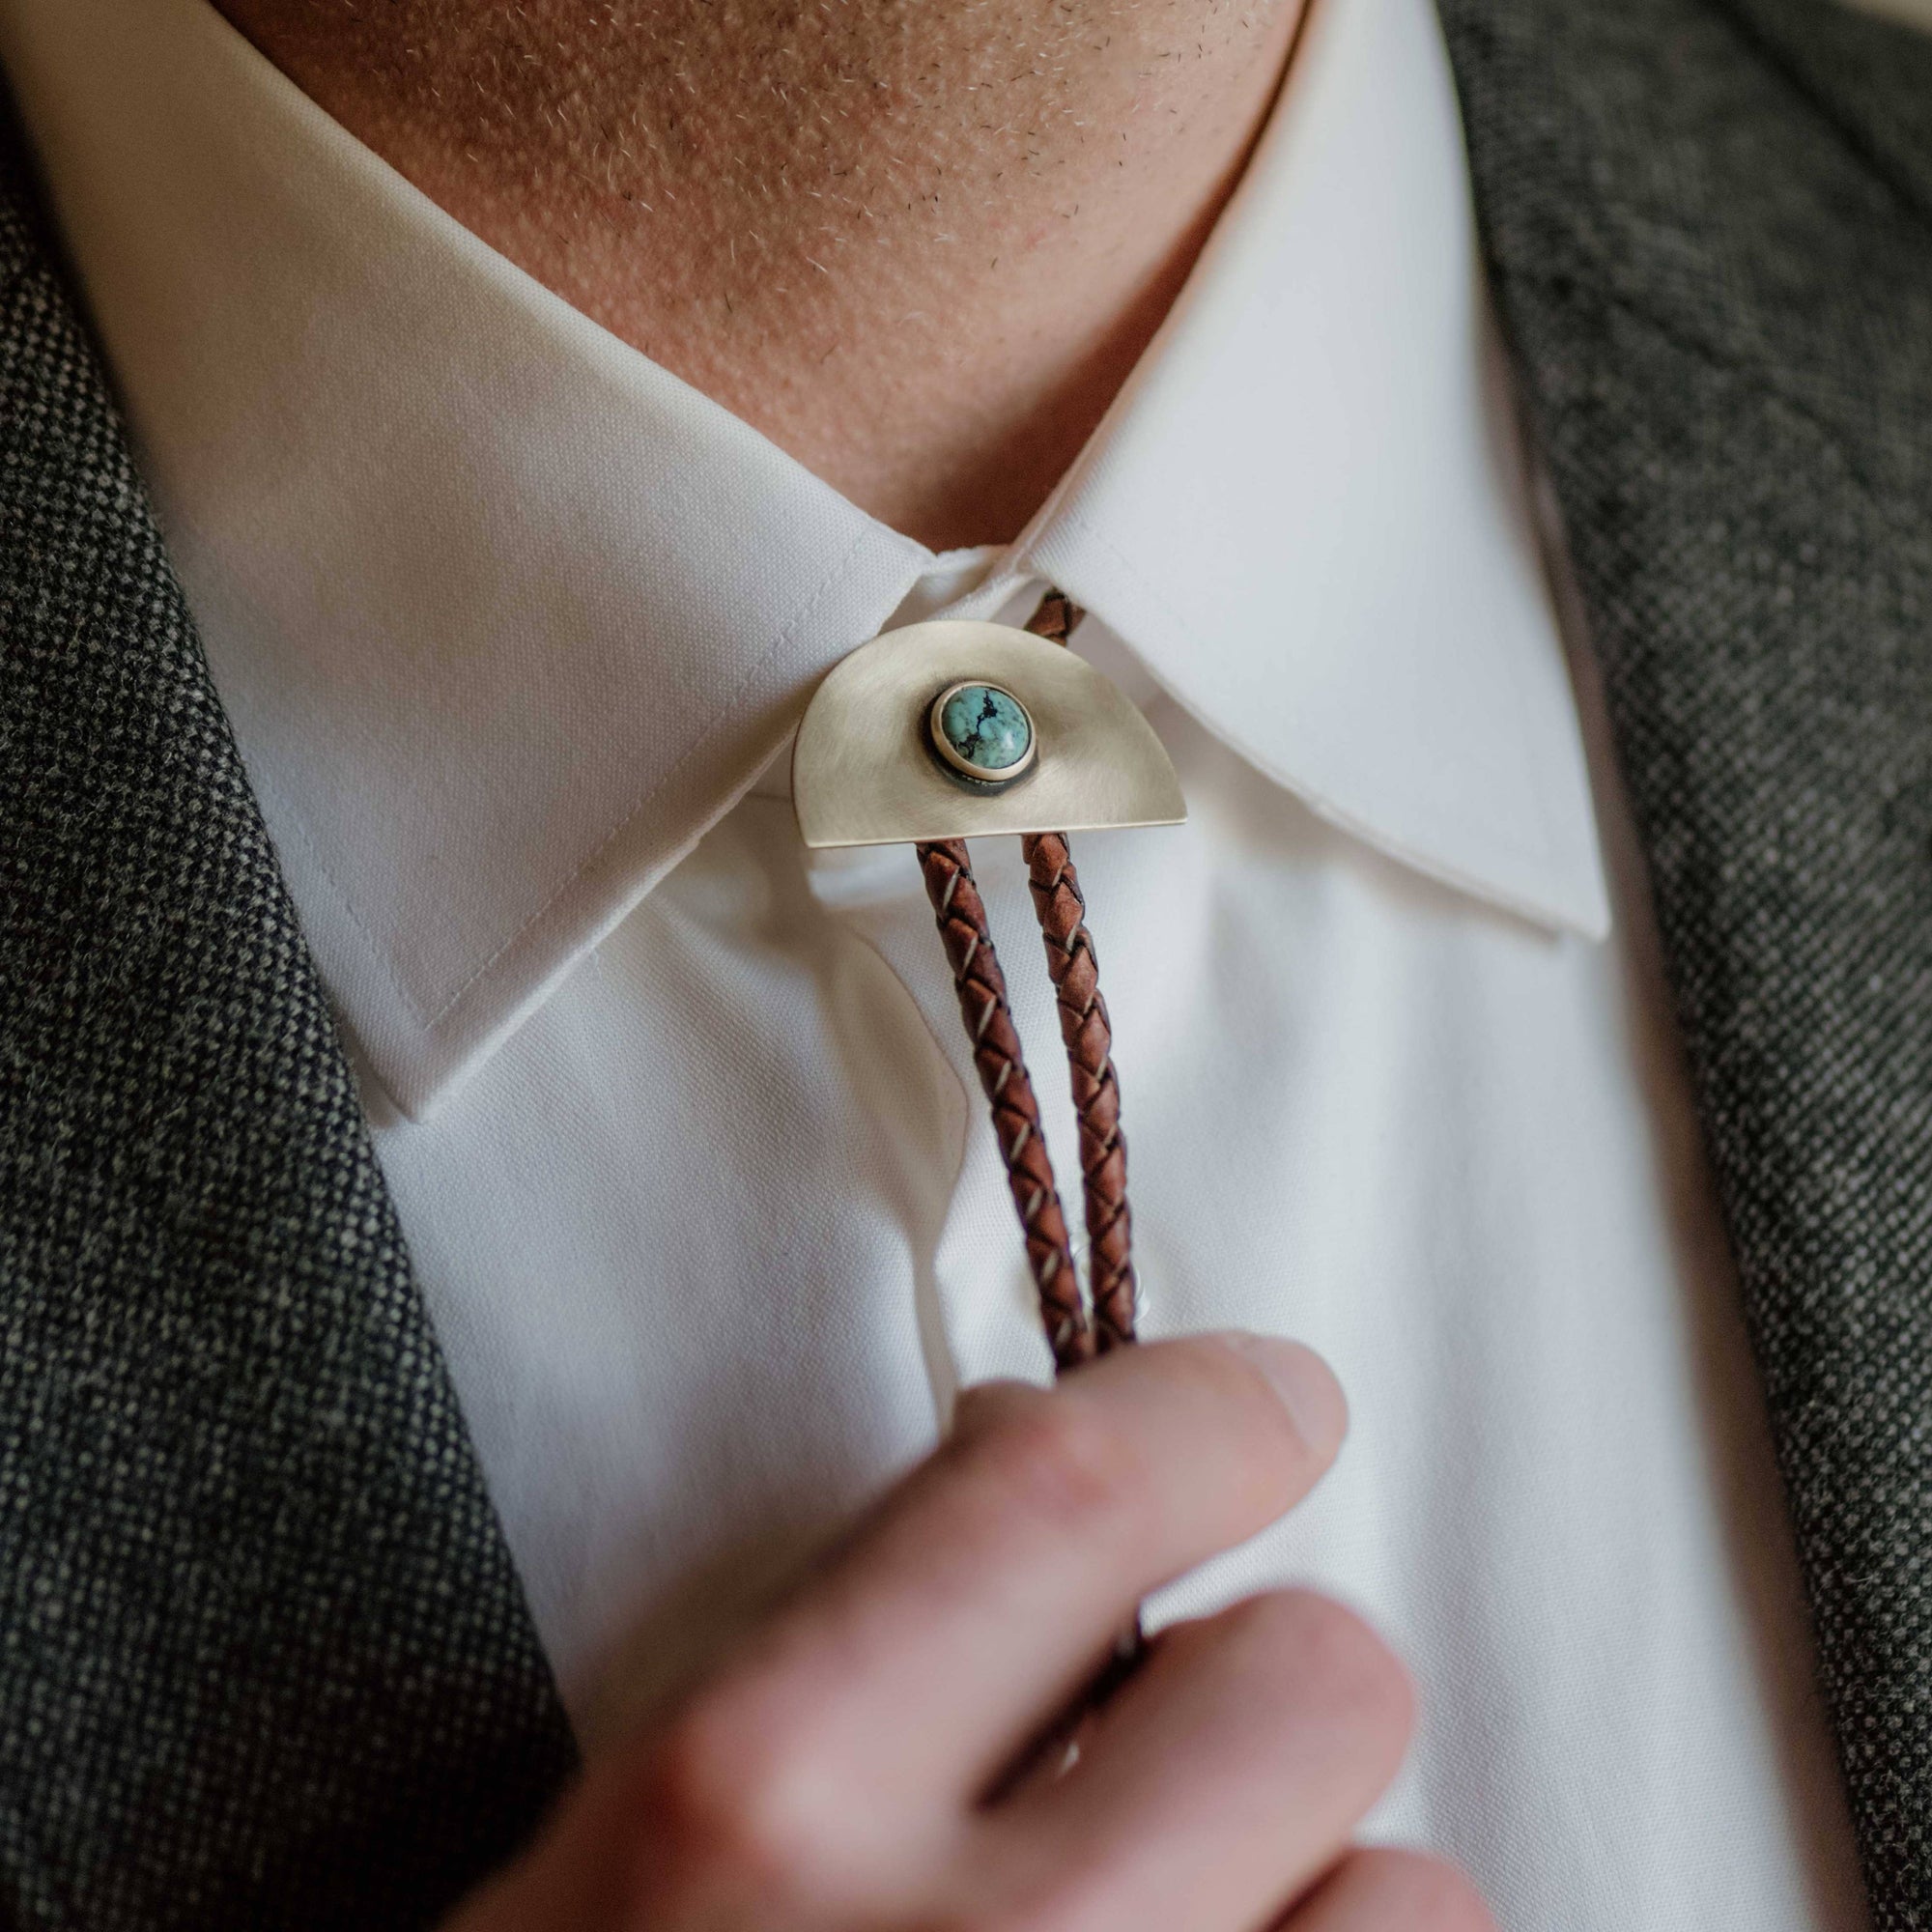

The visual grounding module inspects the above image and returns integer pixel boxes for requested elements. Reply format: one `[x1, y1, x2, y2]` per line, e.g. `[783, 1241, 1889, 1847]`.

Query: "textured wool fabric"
[0, 114, 575, 1932]
[1438, 0, 1932, 1924]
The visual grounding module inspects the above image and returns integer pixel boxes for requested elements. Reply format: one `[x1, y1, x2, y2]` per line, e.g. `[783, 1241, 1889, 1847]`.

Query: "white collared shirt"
[0, 0, 1875, 1922]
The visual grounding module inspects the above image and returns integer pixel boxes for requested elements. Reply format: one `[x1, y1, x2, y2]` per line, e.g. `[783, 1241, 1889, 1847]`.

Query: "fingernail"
[1220, 1334, 1349, 1460]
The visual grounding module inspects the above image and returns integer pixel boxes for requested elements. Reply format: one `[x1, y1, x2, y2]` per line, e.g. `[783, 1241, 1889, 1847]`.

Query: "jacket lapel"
[1438, 0, 1932, 1920]
[0, 113, 575, 1932]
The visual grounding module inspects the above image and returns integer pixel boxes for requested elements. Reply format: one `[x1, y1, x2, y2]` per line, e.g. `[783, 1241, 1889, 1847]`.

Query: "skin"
[446, 1336, 1494, 1929]
[210, 11, 1493, 1922]
[213, 0, 1307, 547]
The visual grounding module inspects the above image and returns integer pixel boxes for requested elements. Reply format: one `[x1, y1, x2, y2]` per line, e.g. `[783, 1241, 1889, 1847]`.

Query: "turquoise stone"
[939, 684, 1032, 772]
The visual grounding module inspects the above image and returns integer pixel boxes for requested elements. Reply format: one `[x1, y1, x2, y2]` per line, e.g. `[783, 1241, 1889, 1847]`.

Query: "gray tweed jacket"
[5, 0, 1932, 1924]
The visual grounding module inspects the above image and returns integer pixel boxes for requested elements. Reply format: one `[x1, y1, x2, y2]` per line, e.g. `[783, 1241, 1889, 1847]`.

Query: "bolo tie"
[792, 586, 1186, 1729]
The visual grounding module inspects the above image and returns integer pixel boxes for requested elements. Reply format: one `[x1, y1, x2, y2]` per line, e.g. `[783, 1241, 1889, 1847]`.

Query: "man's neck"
[213, 0, 1303, 549]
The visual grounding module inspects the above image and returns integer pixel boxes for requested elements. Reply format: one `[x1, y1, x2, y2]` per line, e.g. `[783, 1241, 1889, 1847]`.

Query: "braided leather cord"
[915, 838, 1095, 1372]
[1021, 830, 1135, 1350]
[1020, 590, 1138, 1351]
[912, 588, 1138, 1374]
[1017, 591, 1150, 1717]
[1022, 587, 1083, 648]
[918, 587, 1148, 1747]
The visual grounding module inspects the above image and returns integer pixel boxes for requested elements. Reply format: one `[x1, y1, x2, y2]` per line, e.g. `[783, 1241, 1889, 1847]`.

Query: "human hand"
[448, 1334, 1492, 1930]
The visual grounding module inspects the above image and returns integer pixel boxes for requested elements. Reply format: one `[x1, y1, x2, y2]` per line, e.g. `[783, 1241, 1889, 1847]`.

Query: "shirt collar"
[1, 0, 1608, 1121]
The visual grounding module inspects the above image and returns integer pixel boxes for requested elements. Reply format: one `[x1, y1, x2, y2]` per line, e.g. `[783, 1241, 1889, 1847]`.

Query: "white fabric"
[0, 0, 1605, 1122]
[0, 0, 1872, 1924]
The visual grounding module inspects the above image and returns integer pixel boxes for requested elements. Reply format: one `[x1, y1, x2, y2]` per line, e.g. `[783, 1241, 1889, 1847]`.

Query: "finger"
[985, 1590, 1412, 1931]
[1284, 1847, 1496, 1930]
[665, 1334, 1346, 1820]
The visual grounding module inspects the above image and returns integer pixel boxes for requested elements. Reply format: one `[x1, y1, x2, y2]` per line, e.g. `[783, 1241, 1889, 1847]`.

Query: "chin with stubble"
[213, 0, 1304, 545]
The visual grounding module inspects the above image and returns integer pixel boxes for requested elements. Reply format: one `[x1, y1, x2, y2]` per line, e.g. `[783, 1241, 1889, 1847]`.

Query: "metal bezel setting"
[925, 680, 1040, 790]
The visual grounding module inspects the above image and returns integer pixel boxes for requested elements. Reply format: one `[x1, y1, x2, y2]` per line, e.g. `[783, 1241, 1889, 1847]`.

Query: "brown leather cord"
[913, 588, 1140, 1368]
[1015, 588, 1150, 1724]
[1020, 590, 1139, 1353]
[917, 585, 1148, 1755]
[915, 838, 1095, 1373]
[1022, 586, 1083, 648]
[1020, 830, 1136, 1351]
